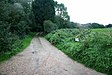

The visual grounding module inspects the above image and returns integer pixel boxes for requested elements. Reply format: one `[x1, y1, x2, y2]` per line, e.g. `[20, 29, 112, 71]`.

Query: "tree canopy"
[32, 0, 55, 31]
[54, 1, 70, 21]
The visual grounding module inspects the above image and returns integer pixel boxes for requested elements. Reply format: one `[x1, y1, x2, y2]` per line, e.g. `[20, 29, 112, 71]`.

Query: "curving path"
[0, 36, 106, 75]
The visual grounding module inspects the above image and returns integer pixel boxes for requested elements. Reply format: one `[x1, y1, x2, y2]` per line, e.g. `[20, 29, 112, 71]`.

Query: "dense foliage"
[32, 0, 55, 31]
[0, 0, 31, 55]
[0, 21, 20, 53]
[45, 29, 112, 75]
[43, 20, 58, 33]
[0, 32, 36, 62]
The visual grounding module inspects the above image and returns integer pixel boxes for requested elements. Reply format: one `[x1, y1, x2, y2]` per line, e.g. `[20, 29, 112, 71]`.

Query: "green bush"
[0, 0, 33, 62]
[45, 29, 79, 44]
[75, 32, 112, 74]
[0, 1, 30, 38]
[0, 21, 21, 53]
[45, 29, 112, 75]
[0, 0, 30, 53]
[43, 20, 58, 33]
[0, 32, 36, 62]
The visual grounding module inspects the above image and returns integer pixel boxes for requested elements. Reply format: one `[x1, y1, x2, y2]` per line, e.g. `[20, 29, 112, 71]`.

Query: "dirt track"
[0, 36, 106, 75]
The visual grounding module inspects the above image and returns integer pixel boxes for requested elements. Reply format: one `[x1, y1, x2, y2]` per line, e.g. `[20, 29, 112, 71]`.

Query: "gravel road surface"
[0, 36, 106, 75]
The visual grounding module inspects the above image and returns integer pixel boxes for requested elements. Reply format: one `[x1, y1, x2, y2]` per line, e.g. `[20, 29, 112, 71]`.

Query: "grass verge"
[0, 32, 36, 62]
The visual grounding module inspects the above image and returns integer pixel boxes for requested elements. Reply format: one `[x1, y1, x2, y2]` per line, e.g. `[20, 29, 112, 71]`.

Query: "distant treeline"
[65, 22, 112, 29]
[81, 23, 112, 28]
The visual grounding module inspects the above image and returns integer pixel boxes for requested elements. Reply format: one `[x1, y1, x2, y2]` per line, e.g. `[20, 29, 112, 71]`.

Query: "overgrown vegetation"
[0, 0, 33, 62]
[0, 32, 36, 62]
[45, 28, 112, 75]
[43, 20, 58, 33]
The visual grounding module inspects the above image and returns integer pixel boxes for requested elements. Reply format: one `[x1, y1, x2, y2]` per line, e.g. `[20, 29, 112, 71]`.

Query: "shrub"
[43, 20, 58, 33]
[45, 29, 112, 74]
[0, 1, 30, 38]
[45, 29, 79, 44]
[75, 32, 112, 74]
[0, 21, 21, 53]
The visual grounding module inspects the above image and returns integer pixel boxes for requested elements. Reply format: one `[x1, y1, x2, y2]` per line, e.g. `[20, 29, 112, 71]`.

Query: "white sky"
[55, 0, 112, 25]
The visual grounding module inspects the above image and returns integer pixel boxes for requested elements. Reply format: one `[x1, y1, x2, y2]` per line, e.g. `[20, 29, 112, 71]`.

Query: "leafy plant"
[43, 20, 58, 33]
[45, 28, 112, 75]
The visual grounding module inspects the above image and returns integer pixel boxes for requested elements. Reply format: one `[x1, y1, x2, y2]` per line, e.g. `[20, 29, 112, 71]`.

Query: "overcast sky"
[55, 0, 112, 25]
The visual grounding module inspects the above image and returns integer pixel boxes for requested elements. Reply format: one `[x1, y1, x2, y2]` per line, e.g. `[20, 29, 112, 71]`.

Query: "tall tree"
[54, 1, 70, 21]
[32, 0, 55, 31]
[54, 1, 71, 29]
[0, 0, 32, 53]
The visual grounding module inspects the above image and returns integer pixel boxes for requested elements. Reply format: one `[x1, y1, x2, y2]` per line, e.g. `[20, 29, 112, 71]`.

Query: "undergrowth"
[0, 32, 36, 62]
[45, 28, 112, 75]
